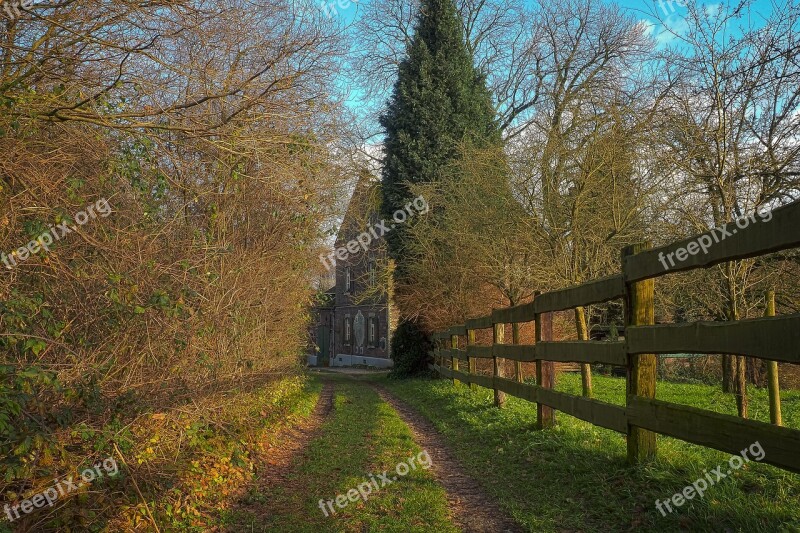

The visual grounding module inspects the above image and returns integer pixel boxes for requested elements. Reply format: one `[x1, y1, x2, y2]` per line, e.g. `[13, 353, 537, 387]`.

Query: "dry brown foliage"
[0, 1, 351, 526]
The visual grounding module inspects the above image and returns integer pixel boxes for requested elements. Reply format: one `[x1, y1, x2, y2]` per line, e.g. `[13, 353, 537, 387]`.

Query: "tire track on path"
[372, 384, 522, 533]
[224, 380, 335, 529]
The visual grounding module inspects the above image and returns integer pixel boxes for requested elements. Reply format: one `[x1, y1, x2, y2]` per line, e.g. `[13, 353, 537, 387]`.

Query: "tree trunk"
[735, 355, 748, 418]
[725, 262, 747, 417]
[746, 357, 765, 387]
[722, 354, 734, 392]
[575, 306, 592, 398]
[765, 290, 782, 426]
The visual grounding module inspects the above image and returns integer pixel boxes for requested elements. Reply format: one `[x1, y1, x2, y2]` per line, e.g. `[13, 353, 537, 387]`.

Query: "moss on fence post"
[535, 291, 555, 429]
[451, 334, 460, 386]
[622, 242, 657, 463]
[467, 328, 477, 390]
[493, 322, 506, 408]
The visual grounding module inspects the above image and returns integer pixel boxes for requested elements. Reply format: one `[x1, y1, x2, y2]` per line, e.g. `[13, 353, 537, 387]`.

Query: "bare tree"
[400, 143, 543, 331]
[650, 0, 800, 414]
[0, 3, 353, 525]
[347, 0, 545, 139]
[508, 0, 658, 395]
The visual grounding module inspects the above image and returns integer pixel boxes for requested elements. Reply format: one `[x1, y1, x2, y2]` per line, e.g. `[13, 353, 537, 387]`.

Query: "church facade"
[310, 178, 395, 368]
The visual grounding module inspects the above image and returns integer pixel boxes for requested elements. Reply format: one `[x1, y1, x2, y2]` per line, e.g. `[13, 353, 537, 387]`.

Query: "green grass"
[377, 374, 800, 532]
[223, 375, 456, 532]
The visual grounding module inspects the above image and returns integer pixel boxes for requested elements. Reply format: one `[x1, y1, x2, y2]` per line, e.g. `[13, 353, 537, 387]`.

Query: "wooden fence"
[431, 199, 800, 474]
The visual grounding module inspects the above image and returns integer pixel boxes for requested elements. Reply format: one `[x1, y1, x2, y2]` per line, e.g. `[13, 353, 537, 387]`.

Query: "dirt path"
[373, 384, 522, 533]
[226, 381, 335, 527]
[228, 374, 519, 532]
[255, 381, 335, 488]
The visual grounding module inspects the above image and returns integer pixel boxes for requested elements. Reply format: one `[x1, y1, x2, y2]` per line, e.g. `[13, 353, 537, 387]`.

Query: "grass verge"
[0, 374, 323, 532]
[556, 372, 800, 428]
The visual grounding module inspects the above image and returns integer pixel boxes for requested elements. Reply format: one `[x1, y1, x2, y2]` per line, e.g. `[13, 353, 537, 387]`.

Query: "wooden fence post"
[451, 334, 460, 386]
[512, 323, 523, 383]
[467, 328, 477, 391]
[765, 290, 783, 426]
[622, 242, 657, 463]
[493, 322, 506, 408]
[535, 294, 555, 429]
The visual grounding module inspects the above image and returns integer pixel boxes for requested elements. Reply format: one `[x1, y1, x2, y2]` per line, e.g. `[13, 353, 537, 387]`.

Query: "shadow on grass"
[221, 380, 387, 532]
[4, 373, 315, 533]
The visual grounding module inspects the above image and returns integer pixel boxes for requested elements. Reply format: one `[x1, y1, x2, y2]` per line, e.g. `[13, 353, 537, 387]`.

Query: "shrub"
[389, 318, 433, 377]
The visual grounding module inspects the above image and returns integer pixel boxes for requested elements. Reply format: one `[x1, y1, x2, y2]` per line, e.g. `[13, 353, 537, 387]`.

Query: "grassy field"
[223, 376, 456, 532]
[375, 373, 800, 532]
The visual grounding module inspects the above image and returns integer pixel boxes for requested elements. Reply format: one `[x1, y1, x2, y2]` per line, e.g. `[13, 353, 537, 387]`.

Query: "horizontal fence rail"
[627, 397, 800, 473]
[627, 314, 800, 363]
[533, 275, 625, 314]
[624, 199, 800, 282]
[431, 199, 800, 474]
[463, 342, 627, 365]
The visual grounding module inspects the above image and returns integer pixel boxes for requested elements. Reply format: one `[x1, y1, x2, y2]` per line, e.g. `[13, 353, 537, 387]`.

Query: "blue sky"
[620, 0, 779, 46]
[329, 0, 779, 29]
[327, 0, 781, 114]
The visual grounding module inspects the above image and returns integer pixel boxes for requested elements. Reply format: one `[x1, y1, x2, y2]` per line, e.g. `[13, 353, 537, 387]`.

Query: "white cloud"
[652, 12, 690, 46]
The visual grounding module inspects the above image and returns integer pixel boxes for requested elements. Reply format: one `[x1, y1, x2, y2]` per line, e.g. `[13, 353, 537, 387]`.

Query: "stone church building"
[309, 177, 395, 368]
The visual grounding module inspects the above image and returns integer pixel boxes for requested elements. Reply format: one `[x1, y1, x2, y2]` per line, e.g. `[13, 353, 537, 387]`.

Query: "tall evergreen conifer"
[381, 0, 501, 374]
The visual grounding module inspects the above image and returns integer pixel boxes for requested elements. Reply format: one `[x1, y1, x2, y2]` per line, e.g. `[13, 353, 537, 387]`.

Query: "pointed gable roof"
[335, 171, 382, 248]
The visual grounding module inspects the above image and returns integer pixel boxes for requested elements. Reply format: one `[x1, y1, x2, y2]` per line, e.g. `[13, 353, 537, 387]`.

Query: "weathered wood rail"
[431, 200, 800, 474]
